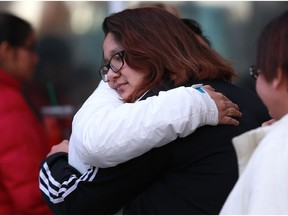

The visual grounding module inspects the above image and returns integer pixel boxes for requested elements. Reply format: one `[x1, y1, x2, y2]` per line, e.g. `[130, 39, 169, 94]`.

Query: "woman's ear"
[272, 68, 287, 90]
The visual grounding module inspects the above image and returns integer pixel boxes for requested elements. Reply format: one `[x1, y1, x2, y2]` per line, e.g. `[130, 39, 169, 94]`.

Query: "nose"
[107, 67, 120, 81]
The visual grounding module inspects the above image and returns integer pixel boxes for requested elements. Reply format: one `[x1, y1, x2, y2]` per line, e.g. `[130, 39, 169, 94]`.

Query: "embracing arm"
[40, 144, 170, 214]
[70, 81, 222, 169]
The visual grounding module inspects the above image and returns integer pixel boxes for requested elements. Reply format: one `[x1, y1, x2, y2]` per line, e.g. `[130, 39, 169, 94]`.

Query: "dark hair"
[257, 10, 288, 82]
[103, 7, 235, 101]
[0, 12, 33, 47]
[181, 18, 211, 47]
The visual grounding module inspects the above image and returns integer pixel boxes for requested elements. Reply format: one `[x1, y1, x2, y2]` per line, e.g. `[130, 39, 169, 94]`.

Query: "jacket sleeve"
[40, 144, 171, 214]
[70, 81, 218, 170]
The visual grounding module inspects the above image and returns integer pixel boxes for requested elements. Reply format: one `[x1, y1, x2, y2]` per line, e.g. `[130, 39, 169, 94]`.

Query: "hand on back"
[203, 85, 242, 126]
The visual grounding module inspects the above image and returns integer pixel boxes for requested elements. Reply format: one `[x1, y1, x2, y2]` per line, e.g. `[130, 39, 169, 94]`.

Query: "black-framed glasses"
[99, 51, 125, 82]
[249, 65, 261, 80]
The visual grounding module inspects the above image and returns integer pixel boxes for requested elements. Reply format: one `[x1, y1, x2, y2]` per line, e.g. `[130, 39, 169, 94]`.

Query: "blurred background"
[1, 1, 287, 110]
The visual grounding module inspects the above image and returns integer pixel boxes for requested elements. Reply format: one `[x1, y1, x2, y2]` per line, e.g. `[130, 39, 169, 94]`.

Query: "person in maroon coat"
[0, 13, 51, 214]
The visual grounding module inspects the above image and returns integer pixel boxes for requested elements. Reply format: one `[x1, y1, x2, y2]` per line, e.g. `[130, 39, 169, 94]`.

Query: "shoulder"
[0, 85, 27, 113]
[0, 86, 36, 133]
[262, 117, 288, 146]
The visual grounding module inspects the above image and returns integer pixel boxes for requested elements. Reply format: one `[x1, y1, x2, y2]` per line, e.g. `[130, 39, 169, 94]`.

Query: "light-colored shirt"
[221, 114, 288, 214]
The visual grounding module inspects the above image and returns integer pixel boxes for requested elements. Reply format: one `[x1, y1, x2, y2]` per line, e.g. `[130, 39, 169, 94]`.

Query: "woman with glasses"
[221, 10, 288, 214]
[68, 15, 242, 172]
[58, 19, 242, 173]
[0, 13, 51, 214]
[40, 8, 270, 214]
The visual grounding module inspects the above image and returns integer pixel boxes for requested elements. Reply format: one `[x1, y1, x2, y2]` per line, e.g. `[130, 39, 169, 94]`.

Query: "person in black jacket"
[39, 8, 270, 214]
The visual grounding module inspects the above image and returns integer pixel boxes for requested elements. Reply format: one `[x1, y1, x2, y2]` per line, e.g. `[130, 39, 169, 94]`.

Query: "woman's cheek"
[256, 76, 274, 117]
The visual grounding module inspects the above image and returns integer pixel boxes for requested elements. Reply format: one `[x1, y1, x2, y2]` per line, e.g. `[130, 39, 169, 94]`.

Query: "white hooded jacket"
[69, 81, 218, 173]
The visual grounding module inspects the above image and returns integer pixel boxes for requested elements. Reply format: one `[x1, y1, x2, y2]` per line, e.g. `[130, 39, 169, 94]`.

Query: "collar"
[233, 114, 288, 175]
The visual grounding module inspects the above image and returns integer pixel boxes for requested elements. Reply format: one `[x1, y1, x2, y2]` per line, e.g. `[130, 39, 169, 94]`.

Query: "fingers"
[61, 139, 69, 145]
[215, 96, 241, 125]
[221, 100, 236, 110]
[224, 106, 242, 118]
[47, 140, 69, 157]
[220, 116, 240, 126]
[204, 87, 242, 126]
[202, 85, 215, 92]
[262, 118, 276, 126]
[228, 107, 242, 117]
[225, 100, 239, 111]
[218, 106, 242, 126]
[218, 108, 241, 125]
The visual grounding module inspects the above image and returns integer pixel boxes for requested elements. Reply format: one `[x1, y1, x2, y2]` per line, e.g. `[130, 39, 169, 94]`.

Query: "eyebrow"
[103, 48, 123, 63]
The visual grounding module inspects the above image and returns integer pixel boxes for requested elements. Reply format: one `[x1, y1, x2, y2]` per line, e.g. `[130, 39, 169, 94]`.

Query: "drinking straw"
[46, 81, 58, 106]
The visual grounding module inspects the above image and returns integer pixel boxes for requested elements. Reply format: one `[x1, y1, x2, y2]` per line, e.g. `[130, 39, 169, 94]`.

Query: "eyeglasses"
[249, 65, 261, 80]
[99, 51, 125, 82]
